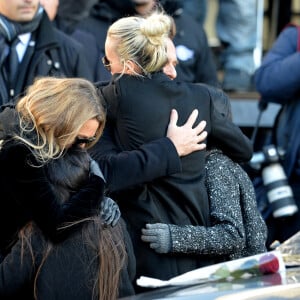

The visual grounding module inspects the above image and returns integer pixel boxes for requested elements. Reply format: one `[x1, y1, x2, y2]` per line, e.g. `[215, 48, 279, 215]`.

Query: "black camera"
[250, 144, 298, 218]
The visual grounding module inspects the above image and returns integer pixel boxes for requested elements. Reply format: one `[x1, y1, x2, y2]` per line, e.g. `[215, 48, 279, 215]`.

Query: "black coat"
[54, 16, 103, 82]
[0, 221, 135, 300]
[0, 135, 105, 257]
[0, 12, 93, 104]
[90, 122, 182, 193]
[96, 72, 253, 281]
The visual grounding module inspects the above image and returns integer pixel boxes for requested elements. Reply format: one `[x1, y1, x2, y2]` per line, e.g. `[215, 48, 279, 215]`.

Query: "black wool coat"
[0, 135, 105, 257]
[96, 72, 253, 281]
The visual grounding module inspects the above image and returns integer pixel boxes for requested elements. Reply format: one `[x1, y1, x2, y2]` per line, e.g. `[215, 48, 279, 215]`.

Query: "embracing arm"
[142, 152, 245, 255]
[141, 152, 246, 256]
[171, 153, 246, 255]
[89, 109, 207, 193]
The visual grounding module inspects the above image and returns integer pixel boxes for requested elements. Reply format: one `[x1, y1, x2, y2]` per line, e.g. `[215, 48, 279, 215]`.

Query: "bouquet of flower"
[210, 252, 281, 281]
[137, 251, 285, 288]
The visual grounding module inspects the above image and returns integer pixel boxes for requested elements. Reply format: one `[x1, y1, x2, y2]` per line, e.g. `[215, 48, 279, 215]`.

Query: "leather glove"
[141, 223, 171, 253]
[100, 197, 121, 227]
[89, 159, 106, 182]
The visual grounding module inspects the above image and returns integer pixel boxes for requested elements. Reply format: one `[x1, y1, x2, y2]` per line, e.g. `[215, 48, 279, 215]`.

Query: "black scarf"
[0, 5, 44, 42]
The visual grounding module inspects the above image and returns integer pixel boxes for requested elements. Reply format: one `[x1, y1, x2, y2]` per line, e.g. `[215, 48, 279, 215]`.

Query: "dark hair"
[20, 149, 127, 300]
[45, 147, 90, 202]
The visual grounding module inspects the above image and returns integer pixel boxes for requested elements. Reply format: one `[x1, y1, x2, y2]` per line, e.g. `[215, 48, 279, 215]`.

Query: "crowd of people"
[0, 0, 297, 299]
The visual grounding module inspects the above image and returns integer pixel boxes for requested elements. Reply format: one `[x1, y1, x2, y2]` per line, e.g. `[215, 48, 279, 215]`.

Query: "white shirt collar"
[16, 33, 32, 62]
[18, 33, 31, 46]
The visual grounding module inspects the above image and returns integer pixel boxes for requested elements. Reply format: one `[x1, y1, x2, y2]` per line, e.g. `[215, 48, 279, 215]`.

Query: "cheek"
[163, 65, 177, 80]
[78, 119, 100, 137]
[110, 62, 124, 75]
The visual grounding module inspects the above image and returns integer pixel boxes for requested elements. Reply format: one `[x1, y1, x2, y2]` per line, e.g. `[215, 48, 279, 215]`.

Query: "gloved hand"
[89, 159, 106, 182]
[100, 197, 121, 227]
[141, 223, 171, 253]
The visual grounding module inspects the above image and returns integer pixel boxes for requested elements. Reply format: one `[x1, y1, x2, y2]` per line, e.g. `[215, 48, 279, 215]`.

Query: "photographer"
[254, 24, 300, 246]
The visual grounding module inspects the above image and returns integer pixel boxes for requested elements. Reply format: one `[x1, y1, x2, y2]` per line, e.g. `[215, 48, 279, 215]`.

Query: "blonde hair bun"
[107, 12, 172, 74]
[140, 13, 172, 46]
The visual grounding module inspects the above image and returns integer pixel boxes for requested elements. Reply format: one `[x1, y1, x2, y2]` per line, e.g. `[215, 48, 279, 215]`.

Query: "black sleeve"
[207, 91, 253, 163]
[6, 143, 104, 241]
[118, 219, 136, 297]
[89, 120, 182, 193]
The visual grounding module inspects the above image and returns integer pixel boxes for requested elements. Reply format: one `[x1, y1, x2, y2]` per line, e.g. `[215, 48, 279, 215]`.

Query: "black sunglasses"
[102, 55, 111, 72]
[74, 136, 96, 146]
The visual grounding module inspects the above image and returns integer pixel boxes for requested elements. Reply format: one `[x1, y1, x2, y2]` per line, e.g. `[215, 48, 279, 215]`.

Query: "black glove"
[141, 223, 171, 253]
[89, 159, 106, 182]
[100, 197, 121, 227]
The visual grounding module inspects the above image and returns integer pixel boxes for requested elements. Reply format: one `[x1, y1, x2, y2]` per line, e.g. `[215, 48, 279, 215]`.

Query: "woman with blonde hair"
[0, 76, 107, 257]
[95, 11, 253, 283]
[0, 76, 135, 299]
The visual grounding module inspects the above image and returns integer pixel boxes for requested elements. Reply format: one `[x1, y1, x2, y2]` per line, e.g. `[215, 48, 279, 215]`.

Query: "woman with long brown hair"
[0, 77, 135, 299]
[0, 76, 106, 258]
[0, 147, 135, 299]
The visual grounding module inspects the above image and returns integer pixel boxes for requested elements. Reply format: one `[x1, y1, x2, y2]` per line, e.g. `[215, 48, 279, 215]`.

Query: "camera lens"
[262, 164, 298, 218]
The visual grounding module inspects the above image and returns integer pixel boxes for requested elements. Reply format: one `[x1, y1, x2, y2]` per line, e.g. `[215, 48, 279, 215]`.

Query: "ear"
[125, 60, 141, 75]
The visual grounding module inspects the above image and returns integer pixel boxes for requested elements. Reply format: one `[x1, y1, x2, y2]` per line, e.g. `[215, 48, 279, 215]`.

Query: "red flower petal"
[259, 253, 280, 274]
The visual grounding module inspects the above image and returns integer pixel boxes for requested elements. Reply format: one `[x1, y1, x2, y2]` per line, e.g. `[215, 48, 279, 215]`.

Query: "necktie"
[8, 38, 20, 86]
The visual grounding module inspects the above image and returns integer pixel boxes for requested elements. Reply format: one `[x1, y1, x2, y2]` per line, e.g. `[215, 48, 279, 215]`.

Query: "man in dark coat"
[0, 0, 92, 104]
